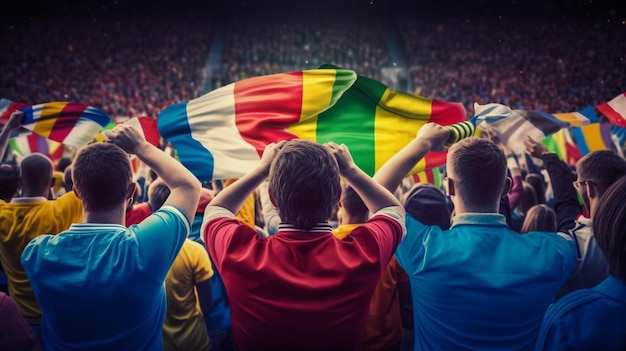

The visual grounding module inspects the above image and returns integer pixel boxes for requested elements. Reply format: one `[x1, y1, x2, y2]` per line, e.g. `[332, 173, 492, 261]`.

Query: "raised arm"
[373, 123, 450, 193]
[105, 124, 201, 222]
[0, 112, 23, 161]
[209, 141, 287, 214]
[325, 142, 401, 213]
[524, 136, 580, 233]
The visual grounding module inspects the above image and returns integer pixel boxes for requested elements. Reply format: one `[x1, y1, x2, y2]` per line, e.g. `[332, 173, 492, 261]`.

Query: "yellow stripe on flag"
[553, 112, 588, 127]
[374, 89, 433, 173]
[289, 70, 338, 142]
[583, 124, 607, 152]
[32, 102, 67, 137]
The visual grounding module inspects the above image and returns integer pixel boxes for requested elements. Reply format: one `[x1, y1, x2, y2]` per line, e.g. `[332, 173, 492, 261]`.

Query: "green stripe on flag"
[315, 75, 387, 175]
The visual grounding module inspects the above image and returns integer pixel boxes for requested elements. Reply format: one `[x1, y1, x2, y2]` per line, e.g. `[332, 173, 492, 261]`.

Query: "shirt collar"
[278, 222, 333, 233]
[451, 213, 508, 228]
[10, 196, 48, 203]
[68, 223, 128, 232]
[594, 275, 626, 303]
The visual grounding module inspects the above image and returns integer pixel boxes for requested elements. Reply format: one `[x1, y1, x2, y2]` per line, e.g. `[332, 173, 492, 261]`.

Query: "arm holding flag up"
[374, 123, 451, 194]
[0, 111, 23, 161]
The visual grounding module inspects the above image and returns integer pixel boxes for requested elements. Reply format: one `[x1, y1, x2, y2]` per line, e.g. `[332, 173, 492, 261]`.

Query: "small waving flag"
[20, 102, 112, 149]
[96, 116, 160, 147]
[9, 133, 64, 163]
[570, 122, 617, 156]
[597, 92, 626, 127]
[0, 99, 28, 125]
[552, 105, 599, 127]
[159, 68, 358, 181]
[474, 103, 570, 154]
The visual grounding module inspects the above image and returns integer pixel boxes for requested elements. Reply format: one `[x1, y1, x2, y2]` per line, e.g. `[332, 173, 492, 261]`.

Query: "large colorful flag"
[474, 103, 570, 154]
[597, 92, 626, 127]
[159, 67, 466, 181]
[159, 68, 357, 180]
[20, 102, 112, 149]
[9, 133, 64, 163]
[95, 116, 160, 147]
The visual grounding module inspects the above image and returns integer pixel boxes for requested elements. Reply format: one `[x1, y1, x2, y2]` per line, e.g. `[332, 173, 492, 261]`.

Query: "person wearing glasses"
[535, 175, 626, 350]
[374, 124, 576, 350]
[524, 137, 626, 300]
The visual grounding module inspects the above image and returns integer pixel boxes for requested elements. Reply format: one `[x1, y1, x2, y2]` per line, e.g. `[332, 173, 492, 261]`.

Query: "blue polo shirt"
[21, 205, 189, 351]
[396, 213, 576, 350]
[534, 275, 626, 350]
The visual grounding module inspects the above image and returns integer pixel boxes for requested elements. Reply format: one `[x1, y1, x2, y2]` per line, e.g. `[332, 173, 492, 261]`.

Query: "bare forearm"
[210, 166, 267, 214]
[134, 142, 200, 219]
[374, 138, 432, 193]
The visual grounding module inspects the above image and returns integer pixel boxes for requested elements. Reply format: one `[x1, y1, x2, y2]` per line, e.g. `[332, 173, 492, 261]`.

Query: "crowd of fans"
[1, 12, 623, 119]
[216, 11, 390, 85]
[0, 15, 211, 118]
[399, 15, 626, 113]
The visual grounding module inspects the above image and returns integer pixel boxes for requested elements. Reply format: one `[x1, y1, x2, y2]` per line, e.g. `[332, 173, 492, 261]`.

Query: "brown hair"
[340, 185, 368, 221]
[269, 140, 340, 229]
[72, 143, 132, 212]
[593, 175, 626, 281]
[447, 137, 507, 209]
[520, 204, 556, 234]
[577, 150, 626, 196]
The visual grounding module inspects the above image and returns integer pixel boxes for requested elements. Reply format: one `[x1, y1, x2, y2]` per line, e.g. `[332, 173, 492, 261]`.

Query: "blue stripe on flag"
[158, 102, 215, 181]
[579, 105, 599, 123]
[570, 127, 590, 156]
[21, 106, 35, 123]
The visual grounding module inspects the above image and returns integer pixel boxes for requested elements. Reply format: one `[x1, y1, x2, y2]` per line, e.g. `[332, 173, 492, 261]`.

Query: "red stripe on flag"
[0, 102, 29, 124]
[48, 103, 85, 142]
[424, 151, 448, 170]
[234, 72, 304, 156]
[26, 134, 39, 154]
[429, 99, 467, 125]
[137, 117, 160, 147]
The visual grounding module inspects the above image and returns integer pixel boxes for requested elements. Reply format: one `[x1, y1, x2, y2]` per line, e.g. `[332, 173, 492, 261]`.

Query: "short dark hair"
[403, 183, 450, 230]
[72, 143, 132, 212]
[269, 140, 340, 230]
[0, 164, 20, 201]
[447, 137, 507, 209]
[520, 204, 556, 234]
[577, 150, 626, 196]
[340, 185, 368, 221]
[593, 175, 626, 281]
[148, 180, 170, 211]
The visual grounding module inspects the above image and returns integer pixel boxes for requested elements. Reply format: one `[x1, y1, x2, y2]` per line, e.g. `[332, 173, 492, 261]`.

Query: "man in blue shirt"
[375, 123, 577, 350]
[21, 125, 201, 350]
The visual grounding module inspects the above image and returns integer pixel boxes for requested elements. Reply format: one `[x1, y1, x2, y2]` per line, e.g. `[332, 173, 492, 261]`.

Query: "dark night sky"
[2, 0, 624, 20]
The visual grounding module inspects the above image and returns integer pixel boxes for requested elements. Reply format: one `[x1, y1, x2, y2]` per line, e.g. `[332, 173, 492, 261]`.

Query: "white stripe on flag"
[186, 83, 260, 180]
[607, 93, 626, 120]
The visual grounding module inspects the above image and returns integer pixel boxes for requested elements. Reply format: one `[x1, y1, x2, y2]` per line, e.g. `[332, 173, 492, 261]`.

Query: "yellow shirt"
[162, 239, 214, 351]
[0, 192, 82, 323]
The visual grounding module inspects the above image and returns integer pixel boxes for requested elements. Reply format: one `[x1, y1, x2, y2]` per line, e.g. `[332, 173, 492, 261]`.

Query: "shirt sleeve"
[202, 206, 255, 272]
[0, 293, 41, 351]
[351, 206, 404, 272]
[133, 204, 191, 282]
[394, 214, 434, 274]
[542, 153, 581, 233]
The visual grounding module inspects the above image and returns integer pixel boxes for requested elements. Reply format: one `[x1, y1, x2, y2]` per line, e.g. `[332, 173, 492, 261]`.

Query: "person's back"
[535, 176, 626, 350]
[202, 140, 405, 350]
[0, 153, 82, 327]
[374, 127, 576, 350]
[21, 125, 201, 350]
[163, 239, 213, 351]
